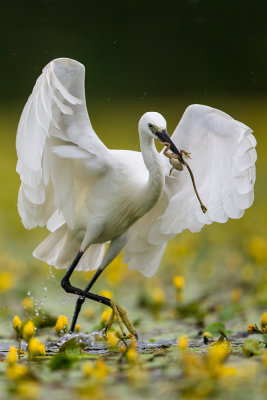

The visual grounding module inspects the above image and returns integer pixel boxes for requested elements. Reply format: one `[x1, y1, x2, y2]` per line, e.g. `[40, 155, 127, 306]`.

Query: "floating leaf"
[59, 338, 86, 357]
[204, 322, 226, 337]
[242, 339, 261, 357]
[49, 353, 75, 370]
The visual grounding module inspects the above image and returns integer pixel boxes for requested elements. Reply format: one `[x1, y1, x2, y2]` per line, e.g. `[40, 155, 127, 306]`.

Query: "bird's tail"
[33, 224, 106, 271]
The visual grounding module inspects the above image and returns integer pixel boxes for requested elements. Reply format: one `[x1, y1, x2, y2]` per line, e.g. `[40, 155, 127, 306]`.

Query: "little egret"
[16, 58, 257, 337]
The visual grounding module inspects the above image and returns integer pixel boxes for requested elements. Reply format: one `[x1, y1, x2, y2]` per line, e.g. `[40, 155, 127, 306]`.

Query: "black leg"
[69, 267, 105, 333]
[61, 251, 83, 283]
[61, 277, 111, 306]
[67, 233, 130, 333]
[60, 251, 111, 313]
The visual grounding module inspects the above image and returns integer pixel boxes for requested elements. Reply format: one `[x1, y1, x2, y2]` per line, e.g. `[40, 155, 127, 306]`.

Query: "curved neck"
[139, 131, 165, 215]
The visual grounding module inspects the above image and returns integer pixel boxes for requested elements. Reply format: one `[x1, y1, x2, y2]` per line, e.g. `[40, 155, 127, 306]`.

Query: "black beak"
[156, 129, 184, 164]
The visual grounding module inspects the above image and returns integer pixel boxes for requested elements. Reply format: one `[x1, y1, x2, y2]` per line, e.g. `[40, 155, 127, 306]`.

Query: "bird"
[16, 58, 257, 337]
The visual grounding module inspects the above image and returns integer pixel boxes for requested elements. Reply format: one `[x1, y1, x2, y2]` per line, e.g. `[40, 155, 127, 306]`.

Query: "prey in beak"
[155, 129, 185, 164]
[155, 128, 207, 214]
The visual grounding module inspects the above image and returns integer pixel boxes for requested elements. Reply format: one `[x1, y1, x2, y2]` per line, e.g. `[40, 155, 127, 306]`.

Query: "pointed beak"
[156, 129, 184, 164]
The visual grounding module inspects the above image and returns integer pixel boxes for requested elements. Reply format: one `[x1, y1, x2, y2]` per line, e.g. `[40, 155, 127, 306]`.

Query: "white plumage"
[16, 58, 257, 278]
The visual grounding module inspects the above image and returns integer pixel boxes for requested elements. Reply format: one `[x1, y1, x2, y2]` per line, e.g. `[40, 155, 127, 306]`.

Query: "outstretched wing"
[16, 58, 112, 231]
[124, 104, 256, 277]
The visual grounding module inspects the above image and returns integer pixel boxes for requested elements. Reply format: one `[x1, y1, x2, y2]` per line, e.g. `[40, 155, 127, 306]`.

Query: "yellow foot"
[105, 300, 138, 340]
[180, 150, 191, 159]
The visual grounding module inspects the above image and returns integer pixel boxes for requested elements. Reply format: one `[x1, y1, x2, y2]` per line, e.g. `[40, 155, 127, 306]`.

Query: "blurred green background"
[0, 0, 267, 335]
[1, 0, 267, 99]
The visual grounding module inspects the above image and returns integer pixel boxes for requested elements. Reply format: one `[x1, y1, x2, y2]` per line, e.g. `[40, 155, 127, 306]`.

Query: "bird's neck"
[139, 133, 165, 215]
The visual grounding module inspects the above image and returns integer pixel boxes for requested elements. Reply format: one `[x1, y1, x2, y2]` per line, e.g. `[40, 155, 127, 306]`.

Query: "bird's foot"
[105, 300, 138, 340]
[180, 150, 191, 159]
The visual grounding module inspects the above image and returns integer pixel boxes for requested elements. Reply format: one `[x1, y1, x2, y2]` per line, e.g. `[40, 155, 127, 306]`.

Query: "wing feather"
[16, 58, 112, 231]
[124, 104, 256, 277]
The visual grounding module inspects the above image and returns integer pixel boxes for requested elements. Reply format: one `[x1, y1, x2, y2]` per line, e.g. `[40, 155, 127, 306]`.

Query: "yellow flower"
[207, 343, 229, 365]
[82, 361, 93, 377]
[99, 290, 113, 299]
[83, 306, 95, 320]
[100, 309, 112, 325]
[173, 275, 185, 290]
[93, 359, 109, 380]
[22, 297, 34, 310]
[22, 320, 35, 342]
[151, 287, 165, 304]
[177, 335, 188, 350]
[261, 312, 267, 329]
[0, 271, 15, 292]
[181, 343, 233, 380]
[74, 324, 81, 333]
[6, 364, 29, 380]
[7, 346, 18, 365]
[54, 315, 68, 335]
[262, 350, 267, 367]
[203, 332, 212, 339]
[221, 366, 237, 376]
[126, 347, 137, 363]
[230, 288, 242, 303]
[182, 352, 204, 378]
[28, 338, 46, 357]
[247, 324, 256, 333]
[17, 381, 40, 399]
[13, 315, 22, 334]
[107, 331, 120, 348]
[248, 236, 267, 264]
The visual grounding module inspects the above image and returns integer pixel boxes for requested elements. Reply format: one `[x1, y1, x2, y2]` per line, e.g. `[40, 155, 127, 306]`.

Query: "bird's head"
[139, 112, 184, 162]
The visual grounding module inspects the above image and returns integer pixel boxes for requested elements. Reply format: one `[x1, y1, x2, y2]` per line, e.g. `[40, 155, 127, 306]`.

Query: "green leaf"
[218, 304, 242, 322]
[262, 333, 267, 345]
[49, 353, 75, 370]
[242, 339, 261, 357]
[204, 322, 226, 337]
[59, 338, 86, 357]
[176, 301, 205, 322]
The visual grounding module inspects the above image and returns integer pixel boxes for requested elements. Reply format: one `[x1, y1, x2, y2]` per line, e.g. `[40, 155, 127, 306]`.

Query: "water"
[45, 329, 107, 354]
[44, 329, 180, 356]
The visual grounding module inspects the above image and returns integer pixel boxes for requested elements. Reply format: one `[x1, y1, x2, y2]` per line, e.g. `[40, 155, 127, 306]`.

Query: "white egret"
[16, 58, 257, 337]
